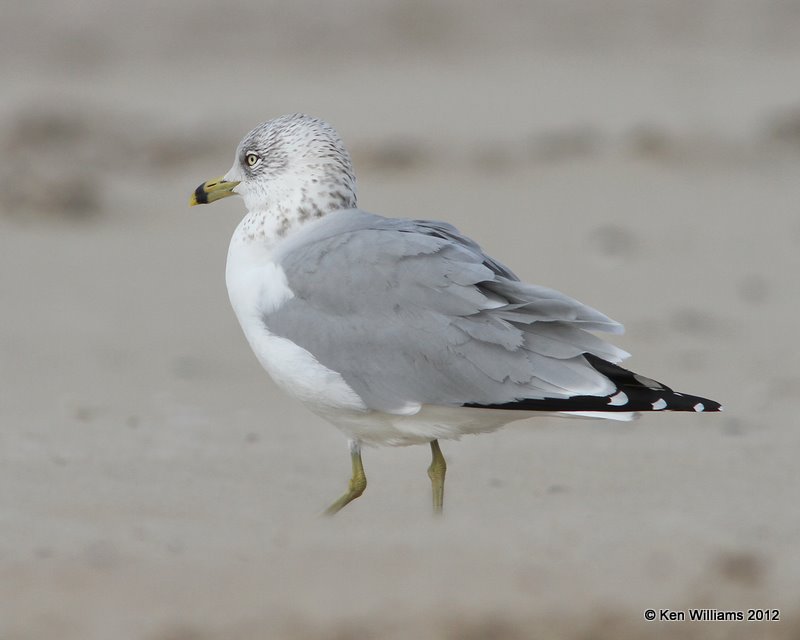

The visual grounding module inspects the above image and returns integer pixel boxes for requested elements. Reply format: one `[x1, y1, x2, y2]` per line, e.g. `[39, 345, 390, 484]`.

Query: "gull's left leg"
[324, 439, 367, 515]
[427, 439, 447, 515]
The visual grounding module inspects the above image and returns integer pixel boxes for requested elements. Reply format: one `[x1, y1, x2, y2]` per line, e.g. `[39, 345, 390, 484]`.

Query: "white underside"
[225, 214, 636, 447]
[226, 216, 368, 415]
[314, 404, 637, 447]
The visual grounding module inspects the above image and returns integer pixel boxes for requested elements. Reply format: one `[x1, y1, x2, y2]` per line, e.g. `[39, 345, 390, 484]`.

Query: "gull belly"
[226, 216, 367, 415]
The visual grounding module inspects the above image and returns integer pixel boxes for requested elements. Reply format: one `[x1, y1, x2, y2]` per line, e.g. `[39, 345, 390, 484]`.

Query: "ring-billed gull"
[190, 113, 721, 515]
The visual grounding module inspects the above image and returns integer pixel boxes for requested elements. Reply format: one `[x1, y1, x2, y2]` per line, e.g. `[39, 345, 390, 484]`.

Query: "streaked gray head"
[225, 114, 357, 224]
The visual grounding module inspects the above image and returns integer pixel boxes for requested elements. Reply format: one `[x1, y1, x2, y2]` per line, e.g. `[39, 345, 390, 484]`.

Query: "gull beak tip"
[189, 177, 240, 208]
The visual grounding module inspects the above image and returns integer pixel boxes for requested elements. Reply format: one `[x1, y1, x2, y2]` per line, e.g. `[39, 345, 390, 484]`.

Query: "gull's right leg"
[427, 439, 447, 515]
[323, 439, 367, 515]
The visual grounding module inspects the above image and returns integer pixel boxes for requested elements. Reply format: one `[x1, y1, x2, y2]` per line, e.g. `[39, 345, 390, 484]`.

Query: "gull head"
[190, 114, 357, 235]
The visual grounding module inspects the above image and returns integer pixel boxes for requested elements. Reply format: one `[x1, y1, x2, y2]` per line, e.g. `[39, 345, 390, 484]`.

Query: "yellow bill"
[189, 176, 241, 206]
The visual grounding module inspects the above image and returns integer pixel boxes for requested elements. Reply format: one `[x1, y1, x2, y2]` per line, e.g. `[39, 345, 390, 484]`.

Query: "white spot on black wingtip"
[651, 398, 668, 410]
[694, 402, 705, 412]
[609, 391, 628, 406]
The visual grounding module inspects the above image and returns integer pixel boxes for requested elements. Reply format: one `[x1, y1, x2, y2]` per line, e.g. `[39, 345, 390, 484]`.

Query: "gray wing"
[267, 209, 630, 414]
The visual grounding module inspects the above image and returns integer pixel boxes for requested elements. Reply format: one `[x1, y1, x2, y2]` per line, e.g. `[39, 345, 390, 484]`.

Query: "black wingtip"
[583, 354, 722, 412]
[464, 354, 722, 414]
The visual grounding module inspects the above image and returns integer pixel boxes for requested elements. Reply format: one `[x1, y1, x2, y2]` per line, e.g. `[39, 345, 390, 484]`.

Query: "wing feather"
[265, 209, 626, 413]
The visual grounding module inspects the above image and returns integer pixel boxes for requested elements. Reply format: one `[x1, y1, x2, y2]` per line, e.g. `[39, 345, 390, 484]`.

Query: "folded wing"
[264, 209, 651, 415]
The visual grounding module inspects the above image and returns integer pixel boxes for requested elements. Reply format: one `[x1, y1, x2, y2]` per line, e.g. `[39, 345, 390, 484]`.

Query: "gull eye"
[245, 152, 260, 168]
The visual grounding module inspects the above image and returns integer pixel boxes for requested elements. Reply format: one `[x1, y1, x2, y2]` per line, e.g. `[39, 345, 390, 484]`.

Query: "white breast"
[225, 218, 367, 414]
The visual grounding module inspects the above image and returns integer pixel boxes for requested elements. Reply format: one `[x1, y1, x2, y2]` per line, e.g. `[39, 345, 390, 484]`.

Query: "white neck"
[234, 166, 356, 247]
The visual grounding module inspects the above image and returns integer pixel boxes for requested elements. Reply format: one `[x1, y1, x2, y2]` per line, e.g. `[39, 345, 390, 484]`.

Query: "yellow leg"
[427, 439, 447, 515]
[324, 440, 367, 515]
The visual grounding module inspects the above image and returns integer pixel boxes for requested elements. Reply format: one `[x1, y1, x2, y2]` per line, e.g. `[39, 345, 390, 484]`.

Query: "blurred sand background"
[1, 1, 799, 638]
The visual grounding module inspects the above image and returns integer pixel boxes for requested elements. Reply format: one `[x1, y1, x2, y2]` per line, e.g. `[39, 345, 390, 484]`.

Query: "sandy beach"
[1, 1, 799, 638]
